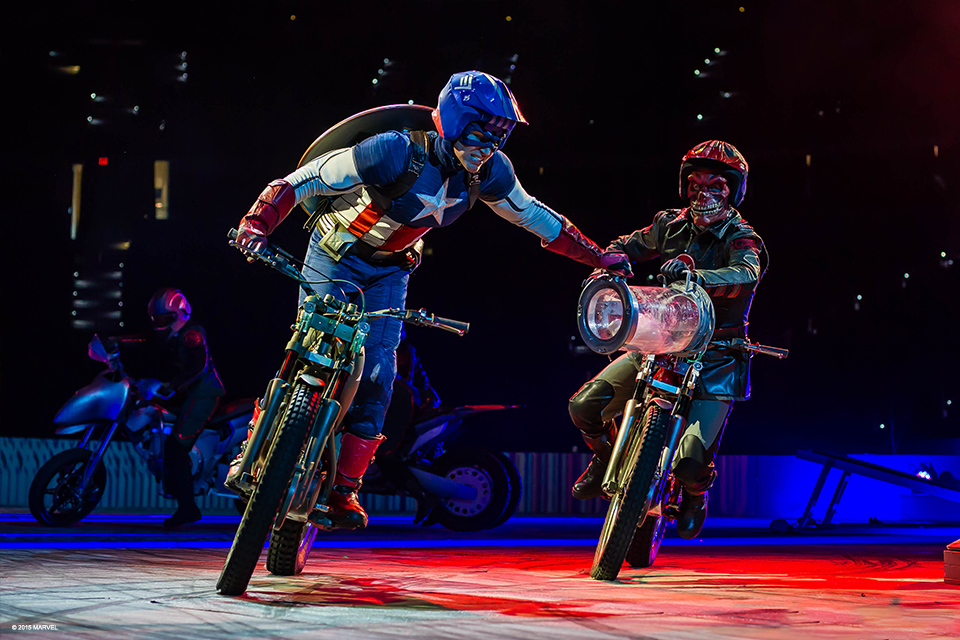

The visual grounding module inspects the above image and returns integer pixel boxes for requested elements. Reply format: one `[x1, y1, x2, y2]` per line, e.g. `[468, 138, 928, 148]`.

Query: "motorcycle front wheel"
[217, 383, 321, 596]
[29, 449, 107, 527]
[266, 519, 318, 576]
[590, 403, 670, 581]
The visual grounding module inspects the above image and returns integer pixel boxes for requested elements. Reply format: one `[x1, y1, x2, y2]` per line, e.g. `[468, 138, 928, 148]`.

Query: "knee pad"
[568, 379, 616, 435]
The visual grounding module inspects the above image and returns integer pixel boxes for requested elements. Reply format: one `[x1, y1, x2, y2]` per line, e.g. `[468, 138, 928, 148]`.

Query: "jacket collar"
[678, 207, 741, 238]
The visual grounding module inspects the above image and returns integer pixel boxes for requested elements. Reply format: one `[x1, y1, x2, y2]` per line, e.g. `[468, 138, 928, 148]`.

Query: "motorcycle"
[364, 402, 523, 532]
[576, 266, 788, 580]
[29, 336, 255, 526]
[217, 230, 474, 596]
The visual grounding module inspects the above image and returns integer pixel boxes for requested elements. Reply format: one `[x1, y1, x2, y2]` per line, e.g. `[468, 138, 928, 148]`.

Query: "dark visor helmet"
[147, 287, 191, 332]
[432, 71, 527, 149]
[679, 140, 749, 207]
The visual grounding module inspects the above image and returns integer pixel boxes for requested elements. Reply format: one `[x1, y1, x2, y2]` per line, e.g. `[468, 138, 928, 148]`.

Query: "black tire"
[591, 403, 670, 581]
[266, 519, 318, 576]
[29, 449, 107, 527]
[233, 498, 247, 516]
[432, 450, 511, 532]
[217, 384, 321, 595]
[625, 511, 668, 568]
[490, 451, 522, 527]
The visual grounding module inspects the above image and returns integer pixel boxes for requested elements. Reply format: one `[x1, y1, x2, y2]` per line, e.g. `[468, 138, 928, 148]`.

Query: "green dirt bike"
[216, 230, 469, 596]
[576, 269, 787, 580]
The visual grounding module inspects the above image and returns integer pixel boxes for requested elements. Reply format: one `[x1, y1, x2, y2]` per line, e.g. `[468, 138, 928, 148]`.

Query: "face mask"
[458, 122, 508, 151]
[687, 171, 731, 226]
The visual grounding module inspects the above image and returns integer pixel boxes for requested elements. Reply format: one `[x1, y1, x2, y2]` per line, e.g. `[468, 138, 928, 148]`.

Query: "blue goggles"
[458, 122, 510, 151]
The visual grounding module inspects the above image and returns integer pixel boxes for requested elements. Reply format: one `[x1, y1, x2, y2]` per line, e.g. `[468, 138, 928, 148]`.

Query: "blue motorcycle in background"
[29, 336, 254, 526]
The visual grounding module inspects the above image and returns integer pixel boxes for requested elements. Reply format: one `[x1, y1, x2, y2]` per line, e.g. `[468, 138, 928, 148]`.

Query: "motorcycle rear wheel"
[590, 403, 669, 581]
[625, 511, 668, 568]
[216, 383, 320, 595]
[432, 450, 512, 532]
[29, 449, 107, 527]
[266, 519, 318, 576]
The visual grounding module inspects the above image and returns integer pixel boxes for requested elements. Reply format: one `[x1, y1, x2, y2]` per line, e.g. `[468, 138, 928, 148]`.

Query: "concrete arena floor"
[1, 513, 957, 639]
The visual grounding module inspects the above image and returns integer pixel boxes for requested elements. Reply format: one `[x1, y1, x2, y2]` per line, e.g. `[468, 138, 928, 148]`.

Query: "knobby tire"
[267, 519, 318, 576]
[217, 383, 322, 595]
[590, 403, 670, 581]
[625, 511, 668, 568]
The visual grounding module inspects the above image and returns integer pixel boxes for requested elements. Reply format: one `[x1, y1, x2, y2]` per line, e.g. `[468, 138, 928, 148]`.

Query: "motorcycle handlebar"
[738, 342, 790, 359]
[429, 315, 471, 336]
[371, 309, 470, 336]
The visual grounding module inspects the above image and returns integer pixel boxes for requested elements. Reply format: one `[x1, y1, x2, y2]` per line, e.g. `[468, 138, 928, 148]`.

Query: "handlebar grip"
[227, 228, 239, 241]
[433, 316, 470, 336]
[742, 342, 790, 359]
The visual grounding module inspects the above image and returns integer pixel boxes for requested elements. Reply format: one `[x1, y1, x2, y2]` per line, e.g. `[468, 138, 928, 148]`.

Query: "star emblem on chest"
[411, 178, 461, 225]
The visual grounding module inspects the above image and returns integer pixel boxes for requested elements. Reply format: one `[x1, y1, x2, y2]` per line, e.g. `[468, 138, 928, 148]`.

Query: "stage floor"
[1, 513, 957, 639]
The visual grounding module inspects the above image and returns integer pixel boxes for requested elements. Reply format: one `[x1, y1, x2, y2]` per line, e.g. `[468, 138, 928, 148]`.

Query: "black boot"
[673, 436, 719, 539]
[163, 440, 202, 528]
[572, 425, 616, 500]
[676, 488, 708, 539]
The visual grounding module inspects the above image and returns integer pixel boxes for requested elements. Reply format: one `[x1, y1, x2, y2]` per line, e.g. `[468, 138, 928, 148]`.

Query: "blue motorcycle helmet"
[432, 71, 527, 149]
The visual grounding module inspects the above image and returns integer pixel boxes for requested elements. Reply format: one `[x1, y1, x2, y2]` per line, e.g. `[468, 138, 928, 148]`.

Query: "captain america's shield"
[296, 104, 435, 216]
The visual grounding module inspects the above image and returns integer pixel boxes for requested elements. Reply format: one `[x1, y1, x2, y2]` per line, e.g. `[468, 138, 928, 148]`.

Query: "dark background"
[2, 0, 958, 454]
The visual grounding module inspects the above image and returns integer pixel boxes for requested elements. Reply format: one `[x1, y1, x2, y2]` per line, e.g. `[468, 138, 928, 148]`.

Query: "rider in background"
[229, 71, 630, 530]
[568, 141, 766, 539]
[381, 327, 442, 444]
[135, 287, 226, 528]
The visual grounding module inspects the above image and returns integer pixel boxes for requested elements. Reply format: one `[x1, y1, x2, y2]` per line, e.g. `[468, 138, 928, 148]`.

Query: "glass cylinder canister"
[577, 279, 715, 355]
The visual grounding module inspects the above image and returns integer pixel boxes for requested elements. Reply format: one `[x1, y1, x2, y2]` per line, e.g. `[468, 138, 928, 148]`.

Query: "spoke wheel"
[590, 403, 669, 581]
[217, 383, 320, 596]
[29, 449, 106, 527]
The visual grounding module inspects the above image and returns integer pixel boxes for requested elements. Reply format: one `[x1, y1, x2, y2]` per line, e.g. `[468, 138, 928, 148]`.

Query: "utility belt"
[313, 213, 422, 270]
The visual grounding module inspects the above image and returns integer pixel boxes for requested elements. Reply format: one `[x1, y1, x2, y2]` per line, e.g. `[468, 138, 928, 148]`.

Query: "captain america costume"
[252, 127, 593, 439]
[231, 71, 629, 529]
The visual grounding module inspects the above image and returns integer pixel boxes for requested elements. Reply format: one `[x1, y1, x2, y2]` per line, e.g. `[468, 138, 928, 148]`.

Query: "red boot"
[224, 402, 259, 495]
[328, 432, 386, 530]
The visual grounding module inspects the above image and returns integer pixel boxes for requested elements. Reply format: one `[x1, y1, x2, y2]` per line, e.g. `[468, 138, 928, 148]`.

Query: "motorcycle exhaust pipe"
[235, 378, 290, 485]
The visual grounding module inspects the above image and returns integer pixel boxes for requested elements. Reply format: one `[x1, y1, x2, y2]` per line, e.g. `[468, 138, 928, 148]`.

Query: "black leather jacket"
[163, 322, 226, 398]
[608, 208, 766, 401]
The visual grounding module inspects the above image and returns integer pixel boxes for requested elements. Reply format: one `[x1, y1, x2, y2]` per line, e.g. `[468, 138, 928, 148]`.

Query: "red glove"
[234, 179, 297, 260]
[600, 251, 632, 277]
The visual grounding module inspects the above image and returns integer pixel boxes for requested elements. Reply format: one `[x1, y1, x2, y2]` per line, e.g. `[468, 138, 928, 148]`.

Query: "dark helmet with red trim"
[679, 140, 749, 206]
[148, 287, 191, 337]
[432, 71, 527, 148]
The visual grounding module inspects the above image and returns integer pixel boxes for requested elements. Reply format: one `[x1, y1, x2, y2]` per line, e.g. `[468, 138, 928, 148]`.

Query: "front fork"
[234, 377, 292, 489]
[601, 355, 700, 505]
[601, 356, 653, 496]
[78, 421, 119, 494]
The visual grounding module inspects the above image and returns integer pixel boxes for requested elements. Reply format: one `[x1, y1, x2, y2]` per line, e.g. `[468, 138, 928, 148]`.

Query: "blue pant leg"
[300, 228, 409, 438]
[342, 263, 409, 438]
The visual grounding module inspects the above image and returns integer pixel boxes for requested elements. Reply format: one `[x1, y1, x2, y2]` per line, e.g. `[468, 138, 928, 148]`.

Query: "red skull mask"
[686, 170, 731, 226]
